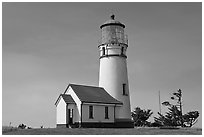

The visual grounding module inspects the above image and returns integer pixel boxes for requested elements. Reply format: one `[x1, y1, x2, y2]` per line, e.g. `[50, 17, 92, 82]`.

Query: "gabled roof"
[61, 94, 75, 104]
[66, 84, 123, 105]
[55, 94, 75, 106]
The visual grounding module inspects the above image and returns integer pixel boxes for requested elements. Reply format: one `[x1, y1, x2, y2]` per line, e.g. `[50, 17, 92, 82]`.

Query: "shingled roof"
[61, 94, 75, 104]
[55, 94, 75, 106]
[66, 84, 123, 105]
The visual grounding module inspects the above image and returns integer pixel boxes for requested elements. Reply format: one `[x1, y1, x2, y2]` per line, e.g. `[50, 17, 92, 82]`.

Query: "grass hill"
[2, 126, 202, 135]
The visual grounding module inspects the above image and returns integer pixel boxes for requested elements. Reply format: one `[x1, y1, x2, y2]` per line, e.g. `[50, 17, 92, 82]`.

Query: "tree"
[154, 89, 199, 128]
[183, 111, 199, 127]
[162, 89, 183, 126]
[154, 106, 181, 127]
[131, 107, 153, 127]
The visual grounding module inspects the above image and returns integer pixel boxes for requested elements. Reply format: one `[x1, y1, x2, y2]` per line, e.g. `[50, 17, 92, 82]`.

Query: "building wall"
[64, 86, 81, 122]
[99, 56, 131, 119]
[82, 103, 115, 123]
[56, 97, 66, 124]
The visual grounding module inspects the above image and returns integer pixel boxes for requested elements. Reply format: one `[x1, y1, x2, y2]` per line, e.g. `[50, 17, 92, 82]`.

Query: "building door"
[67, 109, 73, 125]
[66, 104, 74, 127]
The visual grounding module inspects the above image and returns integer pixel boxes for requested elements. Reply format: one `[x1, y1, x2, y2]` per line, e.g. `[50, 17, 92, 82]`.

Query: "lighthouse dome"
[100, 14, 125, 29]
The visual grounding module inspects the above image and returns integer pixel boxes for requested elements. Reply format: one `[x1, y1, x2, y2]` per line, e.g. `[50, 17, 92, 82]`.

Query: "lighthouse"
[55, 14, 133, 128]
[99, 15, 132, 125]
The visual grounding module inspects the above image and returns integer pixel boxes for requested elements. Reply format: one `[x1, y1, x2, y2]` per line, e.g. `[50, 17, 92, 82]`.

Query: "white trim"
[82, 102, 122, 106]
[55, 95, 62, 106]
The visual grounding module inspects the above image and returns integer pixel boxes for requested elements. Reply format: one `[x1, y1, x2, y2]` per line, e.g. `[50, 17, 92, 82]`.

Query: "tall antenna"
[158, 90, 161, 114]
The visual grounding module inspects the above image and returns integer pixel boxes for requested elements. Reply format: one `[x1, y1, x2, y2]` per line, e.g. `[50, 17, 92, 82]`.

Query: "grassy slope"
[2, 127, 202, 135]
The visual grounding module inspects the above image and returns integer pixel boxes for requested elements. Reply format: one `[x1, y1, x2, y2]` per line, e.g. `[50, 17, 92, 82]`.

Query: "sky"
[2, 2, 202, 128]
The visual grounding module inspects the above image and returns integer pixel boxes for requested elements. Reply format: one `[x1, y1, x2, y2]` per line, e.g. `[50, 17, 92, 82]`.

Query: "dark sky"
[2, 2, 202, 128]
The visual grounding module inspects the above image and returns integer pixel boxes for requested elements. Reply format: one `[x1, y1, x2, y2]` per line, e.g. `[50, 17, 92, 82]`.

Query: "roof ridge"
[69, 83, 103, 89]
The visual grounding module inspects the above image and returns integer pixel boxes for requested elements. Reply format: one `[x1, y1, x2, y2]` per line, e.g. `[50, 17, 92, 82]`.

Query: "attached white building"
[55, 84, 125, 128]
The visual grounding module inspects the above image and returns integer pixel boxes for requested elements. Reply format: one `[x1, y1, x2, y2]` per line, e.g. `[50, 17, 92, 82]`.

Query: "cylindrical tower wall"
[98, 15, 132, 122]
[99, 56, 131, 119]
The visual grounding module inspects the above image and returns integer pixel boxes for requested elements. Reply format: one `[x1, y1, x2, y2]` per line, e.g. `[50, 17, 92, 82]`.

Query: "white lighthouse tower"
[99, 15, 132, 126]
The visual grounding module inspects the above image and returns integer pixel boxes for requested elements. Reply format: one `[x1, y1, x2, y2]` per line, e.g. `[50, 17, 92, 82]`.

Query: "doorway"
[66, 108, 73, 127]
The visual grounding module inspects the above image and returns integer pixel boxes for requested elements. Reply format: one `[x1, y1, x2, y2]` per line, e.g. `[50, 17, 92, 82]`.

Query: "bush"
[131, 107, 153, 127]
[18, 124, 26, 129]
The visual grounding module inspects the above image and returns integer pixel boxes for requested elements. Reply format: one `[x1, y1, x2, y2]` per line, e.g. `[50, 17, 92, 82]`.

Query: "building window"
[105, 106, 109, 119]
[123, 83, 127, 95]
[121, 47, 124, 55]
[70, 109, 73, 118]
[89, 105, 93, 119]
[102, 47, 105, 56]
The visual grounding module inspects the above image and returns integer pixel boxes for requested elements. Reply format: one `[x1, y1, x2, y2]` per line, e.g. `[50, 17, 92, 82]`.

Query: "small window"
[121, 47, 124, 55]
[105, 106, 109, 119]
[123, 83, 126, 95]
[89, 106, 93, 119]
[70, 109, 73, 118]
[102, 47, 105, 56]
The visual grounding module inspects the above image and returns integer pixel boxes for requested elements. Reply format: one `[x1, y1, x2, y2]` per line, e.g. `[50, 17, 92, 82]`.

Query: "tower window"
[121, 47, 124, 55]
[123, 83, 127, 95]
[89, 106, 93, 119]
[102, 47, 105, 56]
[105, 106, 109, 119]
